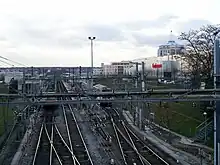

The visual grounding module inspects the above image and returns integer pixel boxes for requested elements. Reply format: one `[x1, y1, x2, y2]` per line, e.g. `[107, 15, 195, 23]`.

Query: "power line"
[0, 59, 14, 67]
[0, 56, 26, 67]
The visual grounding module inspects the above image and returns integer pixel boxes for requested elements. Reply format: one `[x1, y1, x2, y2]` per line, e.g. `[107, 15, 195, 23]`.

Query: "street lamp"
[88, 36, 96, 89]
[203, 111, 207, 143]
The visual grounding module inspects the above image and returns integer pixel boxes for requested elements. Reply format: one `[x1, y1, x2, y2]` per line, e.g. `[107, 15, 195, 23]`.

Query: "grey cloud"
[0, 36, 7, 41]
[132, 33, 180, 47]
[83, 24, 125, 41]
[6, 18, 126, 49]
[175, 19, 212, 33]
[1, 16, 214, 54]
[5, 18, 87, 49]
[132, 18, 212, 47]
[122, 14, 178, 30]
[2, 15, 179, 50]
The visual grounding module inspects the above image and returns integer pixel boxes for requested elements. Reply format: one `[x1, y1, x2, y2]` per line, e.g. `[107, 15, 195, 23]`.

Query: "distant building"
[102, 61, 133, 75]
[1, 71, 23, 83]
[93, 67, 102, 75]
[0, 71, 23, 91]
[157, 31, 185, 59]
[102, 65, 118, 75]
[125, 56, 179, 79]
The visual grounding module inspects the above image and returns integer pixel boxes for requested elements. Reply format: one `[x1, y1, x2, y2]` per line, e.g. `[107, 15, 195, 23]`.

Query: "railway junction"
[0, 40, 220, 165]
[0, 77, 216, 165]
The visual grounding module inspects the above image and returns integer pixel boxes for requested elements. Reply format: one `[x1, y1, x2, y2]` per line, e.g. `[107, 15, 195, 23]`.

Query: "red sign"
[152, 63, 162, 68]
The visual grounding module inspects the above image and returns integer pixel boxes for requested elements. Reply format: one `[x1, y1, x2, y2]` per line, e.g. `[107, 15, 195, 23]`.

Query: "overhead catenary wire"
[0, 55, 27, 66]
[0, 59, 14, 66]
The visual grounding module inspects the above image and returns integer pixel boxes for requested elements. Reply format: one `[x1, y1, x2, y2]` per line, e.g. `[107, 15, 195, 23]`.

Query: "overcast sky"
[0, 0, 219, 67]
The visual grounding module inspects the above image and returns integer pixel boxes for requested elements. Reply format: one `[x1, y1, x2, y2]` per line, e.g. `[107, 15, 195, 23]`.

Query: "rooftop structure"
[157, 31, 185, 59]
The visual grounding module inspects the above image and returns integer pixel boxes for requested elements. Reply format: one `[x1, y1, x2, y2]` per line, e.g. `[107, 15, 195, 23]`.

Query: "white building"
[102, 65, 118, 75]
[125, 56, 179, 77]
[157, 31, 185, 58]
[102, 61, 133, 75]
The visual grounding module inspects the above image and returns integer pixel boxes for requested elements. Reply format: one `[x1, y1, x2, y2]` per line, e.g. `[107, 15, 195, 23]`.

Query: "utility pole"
[88, 36, 96, 90]
[69, 68, 71, 82]
[22, 67, 26, 96]
[141, 61, 145, 92]
[214, 35, 220, 165]
[79, 66, 82, 79]
[135, 62, 139, 89]
[31, 66, 34, 94]
[72, 67, 74, 87]
[54, 72, 56, 92]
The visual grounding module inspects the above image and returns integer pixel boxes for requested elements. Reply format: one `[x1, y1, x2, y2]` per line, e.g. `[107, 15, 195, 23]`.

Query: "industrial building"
[101, 61, 133, 76]
[101, 35, 187, 80]
[0, 71, 23, 91]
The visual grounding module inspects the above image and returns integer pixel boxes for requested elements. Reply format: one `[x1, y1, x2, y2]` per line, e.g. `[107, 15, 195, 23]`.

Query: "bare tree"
[178, 24, 220, 88]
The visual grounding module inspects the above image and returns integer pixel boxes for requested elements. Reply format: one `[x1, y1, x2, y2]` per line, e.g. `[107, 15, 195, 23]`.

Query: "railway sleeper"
[123, 150, 136, 154]
[72, 145, 85, 151]
[74, 152, 89, 161]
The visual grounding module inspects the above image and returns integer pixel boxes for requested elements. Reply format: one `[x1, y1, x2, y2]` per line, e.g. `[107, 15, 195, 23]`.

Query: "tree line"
[178, 24, 220, 89]
[179, 24, 220, 117]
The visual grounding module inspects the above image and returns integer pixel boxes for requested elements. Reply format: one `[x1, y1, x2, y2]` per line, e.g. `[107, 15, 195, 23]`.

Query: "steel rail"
[85, 107, 123, 165]
[114, 124, 151, 165]
[61, 104, 79, 165]
[112, 108, 146, 164]
[32, 123, 44, 165]
[54, 124, 81, 164]
[58, 80, 80, 165]
[125, 125, 169, 165]
[68, 104, 94, 165]
[121, 121, 146, 165]
[111, 119, 128, 165]
[49, 123, 54, 165]
[44, 124, 63, 165]
[59, 81, 93, 164]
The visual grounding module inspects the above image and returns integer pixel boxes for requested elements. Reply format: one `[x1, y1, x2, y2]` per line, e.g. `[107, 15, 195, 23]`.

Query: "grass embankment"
[151, 101, 214, 149]
[151, 102, 203, 137]
[149, 83, 213, 148]
[0, 83, 14, 136]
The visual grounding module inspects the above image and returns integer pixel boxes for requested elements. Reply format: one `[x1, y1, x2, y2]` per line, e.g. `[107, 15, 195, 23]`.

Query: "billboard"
[152, 63, 162, 68]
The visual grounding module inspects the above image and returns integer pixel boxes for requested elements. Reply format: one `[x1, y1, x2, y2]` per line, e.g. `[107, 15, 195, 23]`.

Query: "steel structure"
[1, 88, 220, 98]
[214, 38, 220, 165]
[1, 97, 220, 106]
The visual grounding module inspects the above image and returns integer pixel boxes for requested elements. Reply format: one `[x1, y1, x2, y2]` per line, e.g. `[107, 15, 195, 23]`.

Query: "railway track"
[32, 112, 68, 165]
[32, 82, 94, 165]
[57, 81, 94, 165]
[58, 81, 176, 165]
[104, 108, 171, 165]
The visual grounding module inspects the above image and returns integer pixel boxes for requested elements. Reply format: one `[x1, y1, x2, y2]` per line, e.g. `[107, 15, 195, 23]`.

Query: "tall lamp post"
[88, 36, 96, 90]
